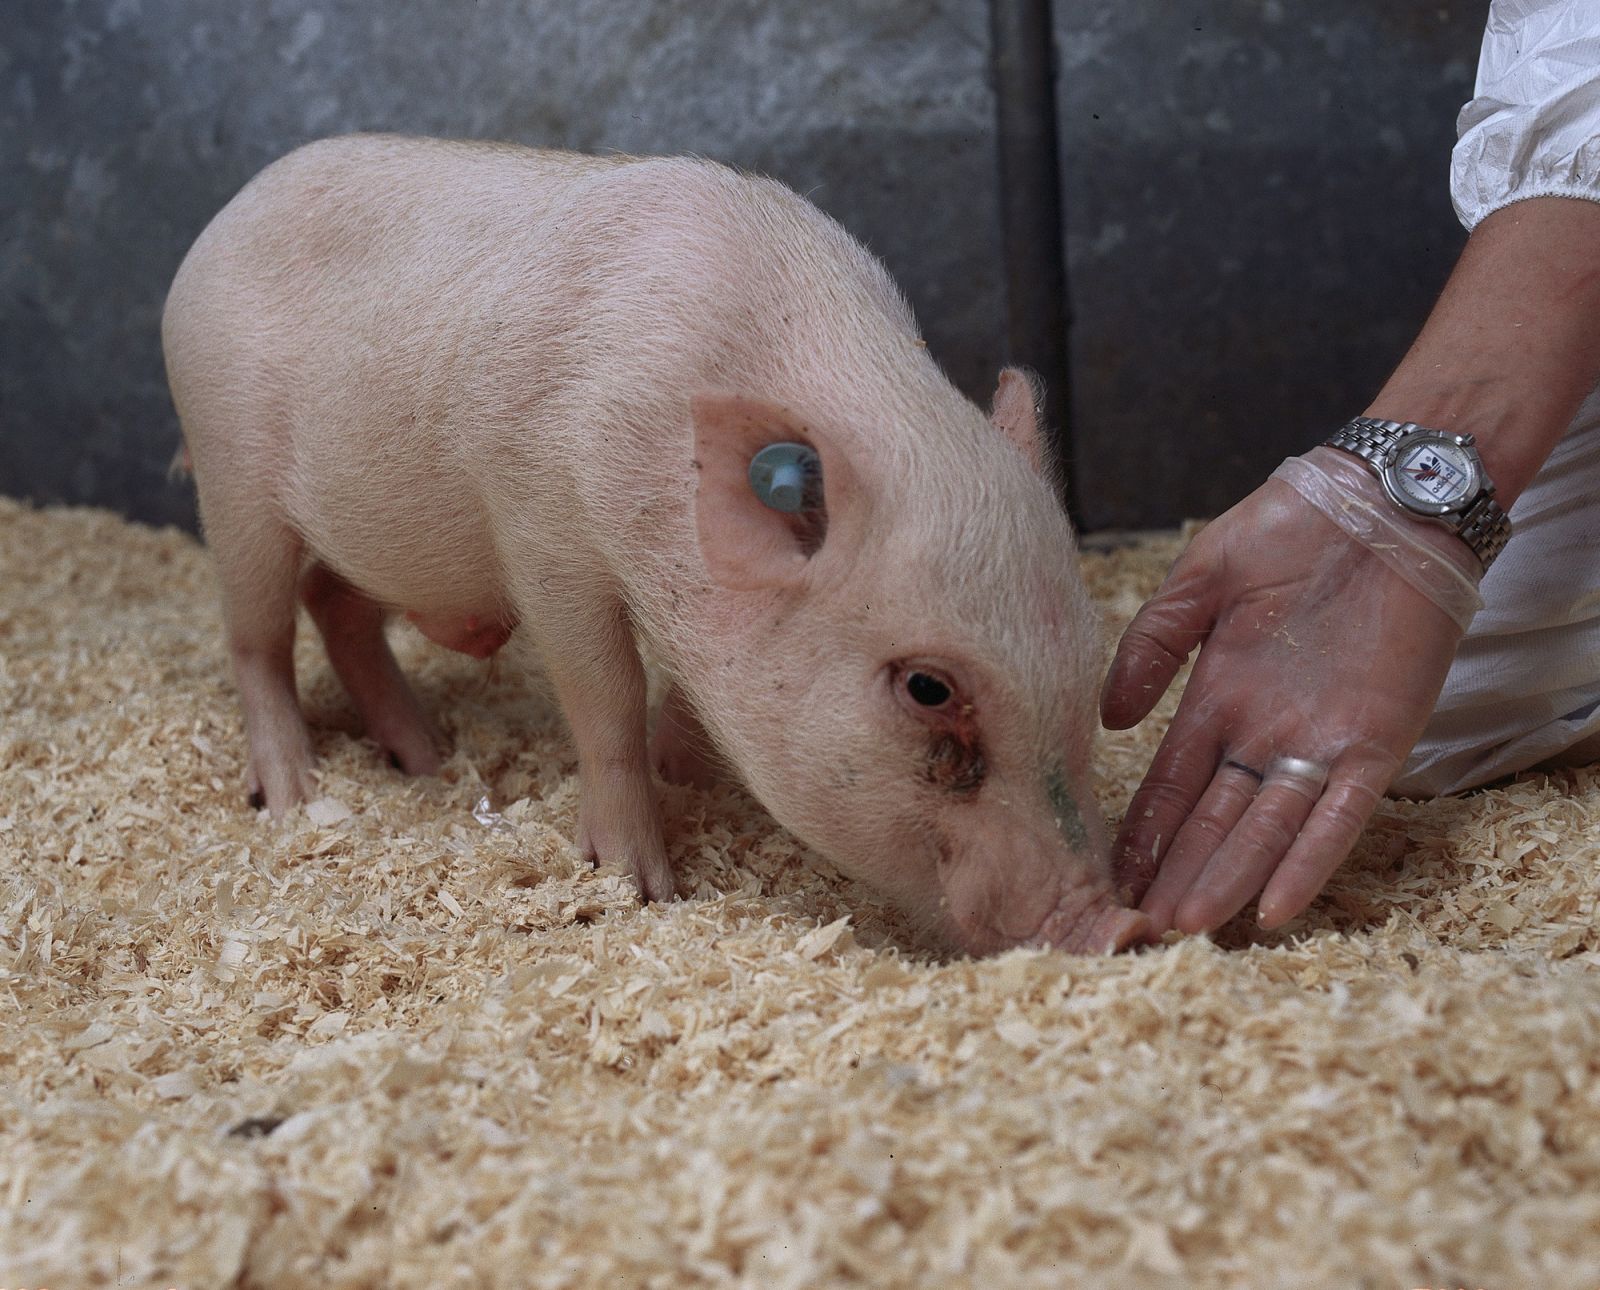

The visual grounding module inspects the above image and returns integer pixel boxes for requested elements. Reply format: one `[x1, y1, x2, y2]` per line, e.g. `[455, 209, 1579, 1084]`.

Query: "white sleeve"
[1451, 0, 1600, 231]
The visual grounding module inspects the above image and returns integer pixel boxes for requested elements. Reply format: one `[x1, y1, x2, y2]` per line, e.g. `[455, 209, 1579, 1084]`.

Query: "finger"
[1100, 561, 1219, 730]
[1255, 772, 1387, 929]
[1110, 708, 1226, 906]
[1171, 780, 1320, 934]
[1138, 756, 1269, 933]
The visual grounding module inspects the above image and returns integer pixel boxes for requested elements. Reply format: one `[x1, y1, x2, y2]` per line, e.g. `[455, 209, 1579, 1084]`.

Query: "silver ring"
[1264, 755, 1329, 796]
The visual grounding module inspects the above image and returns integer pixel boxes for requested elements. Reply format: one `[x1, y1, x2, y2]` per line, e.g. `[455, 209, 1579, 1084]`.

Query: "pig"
[161, 134, 1149, 956]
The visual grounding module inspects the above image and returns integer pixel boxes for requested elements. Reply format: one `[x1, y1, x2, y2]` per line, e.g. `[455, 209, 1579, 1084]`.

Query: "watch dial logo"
[1395, 444, 1469, 505]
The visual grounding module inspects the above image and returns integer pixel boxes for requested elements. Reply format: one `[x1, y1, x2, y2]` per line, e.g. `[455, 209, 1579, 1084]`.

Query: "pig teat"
[748, 442, 821, 513]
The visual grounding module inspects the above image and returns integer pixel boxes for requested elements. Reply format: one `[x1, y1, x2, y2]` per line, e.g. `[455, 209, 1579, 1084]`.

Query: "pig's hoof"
[245, 754, 317, 818]
[577, 771, 676, 902]
[382, 738, 442, 777]
[587, 854, 677, 904]
[632, 858, 678, 904]
[366, 708, 444, 778]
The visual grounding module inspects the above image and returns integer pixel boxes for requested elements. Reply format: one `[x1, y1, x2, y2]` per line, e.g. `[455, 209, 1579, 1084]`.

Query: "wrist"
[1303, 446, 1485, 570]
[1361, 197, 1600, 508]
[1283, 448, 1484, 630]
[1358, 394, 1534, 507]
[1317, 416, 1512, 571]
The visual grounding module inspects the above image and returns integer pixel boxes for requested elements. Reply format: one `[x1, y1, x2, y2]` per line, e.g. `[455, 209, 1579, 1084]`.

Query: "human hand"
[1102, 448, 1484, 934]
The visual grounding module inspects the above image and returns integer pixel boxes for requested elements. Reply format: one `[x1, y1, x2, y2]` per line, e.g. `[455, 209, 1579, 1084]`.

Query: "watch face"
[1387, 436, 1477, 510]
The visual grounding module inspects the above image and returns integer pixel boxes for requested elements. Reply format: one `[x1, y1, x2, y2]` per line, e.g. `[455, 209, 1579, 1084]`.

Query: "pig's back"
[163, 135, 629, 612]
[164, 135, 930, 623]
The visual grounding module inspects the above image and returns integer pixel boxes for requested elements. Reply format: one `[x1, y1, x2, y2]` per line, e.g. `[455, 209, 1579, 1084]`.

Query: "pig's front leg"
[530, 586, 676, 903]
[651, 685, 729, 790]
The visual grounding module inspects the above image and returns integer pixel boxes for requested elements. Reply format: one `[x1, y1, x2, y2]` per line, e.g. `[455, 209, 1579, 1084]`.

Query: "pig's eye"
[905, 671, 952, 708]
[888, 661, 969, 725]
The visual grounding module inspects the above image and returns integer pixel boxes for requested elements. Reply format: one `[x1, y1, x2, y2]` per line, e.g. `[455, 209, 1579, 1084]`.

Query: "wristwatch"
[1324, 417, 1512, 569]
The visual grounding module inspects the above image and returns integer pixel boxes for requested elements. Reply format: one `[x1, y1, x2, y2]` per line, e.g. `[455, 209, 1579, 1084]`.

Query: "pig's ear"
[990, 367, 1052, 477]
[691, 393, 860, 592]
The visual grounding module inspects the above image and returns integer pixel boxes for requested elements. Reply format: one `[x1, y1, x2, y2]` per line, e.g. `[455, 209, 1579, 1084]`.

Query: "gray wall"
[2, 0, 1488, 532]
[1058, 1, 1484, 530]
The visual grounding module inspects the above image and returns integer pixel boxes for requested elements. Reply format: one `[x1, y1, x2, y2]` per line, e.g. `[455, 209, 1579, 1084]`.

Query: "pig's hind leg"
[299, 563, 443, 777]
[201, 504, 318, 814]
[525, 583, 676, 903]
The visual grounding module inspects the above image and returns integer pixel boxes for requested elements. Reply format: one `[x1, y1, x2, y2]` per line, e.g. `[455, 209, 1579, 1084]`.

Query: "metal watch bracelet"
[1325, 416, 1512, 569]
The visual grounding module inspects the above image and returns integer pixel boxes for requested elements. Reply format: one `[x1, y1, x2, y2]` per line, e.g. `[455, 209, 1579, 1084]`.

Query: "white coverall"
[1396, 0, 1600, 795]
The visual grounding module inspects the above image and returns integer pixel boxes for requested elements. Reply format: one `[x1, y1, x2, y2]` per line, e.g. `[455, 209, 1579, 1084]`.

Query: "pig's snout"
[937, 798, 1150, 957]
[1030, 898, 1153, 956]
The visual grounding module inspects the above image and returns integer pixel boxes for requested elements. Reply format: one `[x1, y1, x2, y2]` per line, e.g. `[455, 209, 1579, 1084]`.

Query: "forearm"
[1365, 196, 1600, 507]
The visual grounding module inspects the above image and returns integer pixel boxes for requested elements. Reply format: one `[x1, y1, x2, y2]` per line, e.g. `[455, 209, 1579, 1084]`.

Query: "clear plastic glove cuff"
[1271, 450, 1485, 631]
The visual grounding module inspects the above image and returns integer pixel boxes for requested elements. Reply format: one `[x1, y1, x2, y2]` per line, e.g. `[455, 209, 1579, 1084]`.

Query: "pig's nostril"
[1034, 901, 1153, 954]
[1102, 907, 1155, 953]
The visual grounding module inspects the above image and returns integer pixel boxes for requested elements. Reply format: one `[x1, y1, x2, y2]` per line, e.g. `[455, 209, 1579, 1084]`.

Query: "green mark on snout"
[1047, 768, 1089, 851]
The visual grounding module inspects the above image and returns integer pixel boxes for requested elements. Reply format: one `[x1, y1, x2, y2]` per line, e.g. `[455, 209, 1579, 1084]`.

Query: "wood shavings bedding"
[1, 495, 1596, 1288]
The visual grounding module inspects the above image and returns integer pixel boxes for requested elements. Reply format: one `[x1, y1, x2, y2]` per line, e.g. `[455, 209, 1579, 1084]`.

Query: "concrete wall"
[2, 0, 1489, 531]
[2, 0, 1005, 530]
[1056, 1, 1485, 529]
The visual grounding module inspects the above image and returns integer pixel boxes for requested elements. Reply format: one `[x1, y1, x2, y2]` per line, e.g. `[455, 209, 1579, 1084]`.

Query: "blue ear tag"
[748, 442, 821, 513]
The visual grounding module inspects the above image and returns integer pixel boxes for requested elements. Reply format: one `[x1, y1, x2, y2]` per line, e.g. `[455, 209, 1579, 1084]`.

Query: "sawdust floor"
[1, 495, 1597, 1288]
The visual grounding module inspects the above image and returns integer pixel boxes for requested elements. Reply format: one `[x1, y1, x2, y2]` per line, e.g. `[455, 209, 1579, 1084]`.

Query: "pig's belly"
[334, 555, 520, 660]
[287, 483, 518, 658]
[402, 607, 519, 659]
